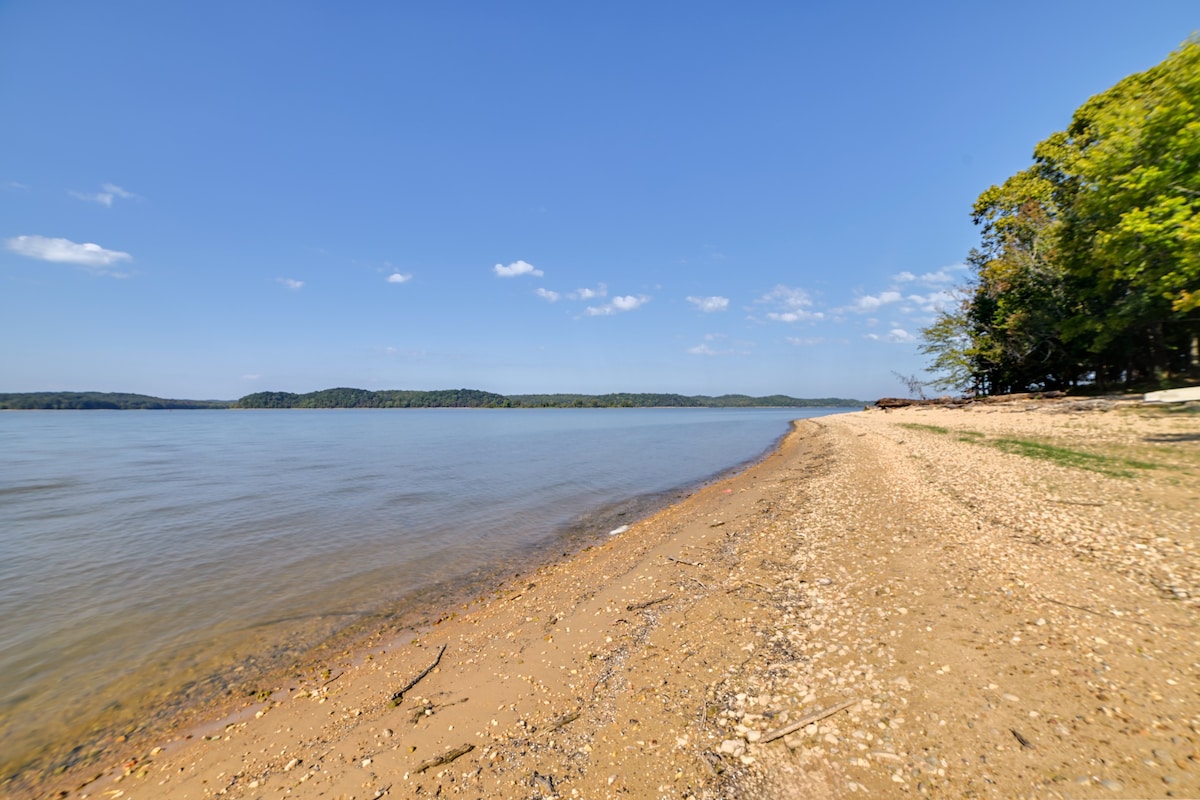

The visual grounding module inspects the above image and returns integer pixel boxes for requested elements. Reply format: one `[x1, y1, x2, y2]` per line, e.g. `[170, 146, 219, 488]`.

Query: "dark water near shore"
[0, 407, 846, 782]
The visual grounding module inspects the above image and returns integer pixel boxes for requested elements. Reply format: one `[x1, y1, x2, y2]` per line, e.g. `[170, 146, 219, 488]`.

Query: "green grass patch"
[985, 437, 1159, 477]
[899, 423, 949, 435]
[895, 420, 1172, 476]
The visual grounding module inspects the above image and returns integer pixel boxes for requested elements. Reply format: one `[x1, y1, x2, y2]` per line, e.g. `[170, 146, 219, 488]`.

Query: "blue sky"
[2, 2, 1196, 401]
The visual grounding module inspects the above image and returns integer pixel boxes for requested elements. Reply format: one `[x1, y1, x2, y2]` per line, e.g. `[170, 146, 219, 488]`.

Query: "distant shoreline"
[0, 388, 868, 411]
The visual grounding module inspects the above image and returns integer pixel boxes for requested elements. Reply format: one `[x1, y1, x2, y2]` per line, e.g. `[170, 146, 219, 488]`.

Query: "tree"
[923, 38, 1200, 393]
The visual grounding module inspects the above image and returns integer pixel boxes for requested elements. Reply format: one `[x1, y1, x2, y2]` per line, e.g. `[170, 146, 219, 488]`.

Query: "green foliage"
[235, 388, 514, 409]
[237, 390, 865, 409]
[924, 39, 1200, 394]
[0, 392, 230, 410]
[2, 389, 865, 411]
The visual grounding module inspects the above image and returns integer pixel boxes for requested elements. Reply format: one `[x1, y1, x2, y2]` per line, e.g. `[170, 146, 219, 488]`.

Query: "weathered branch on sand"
[549, 709, 581, 731]
[627, 593, 673, 611]
[667, 555, 701, 567]
[1010, 728, 1034, 749]
[415, 743, 474, 773]
[390, 644, 447, 706]
[761, 698, 858, 744]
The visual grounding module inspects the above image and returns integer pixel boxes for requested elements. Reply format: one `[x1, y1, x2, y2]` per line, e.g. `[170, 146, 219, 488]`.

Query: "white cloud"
[386, 272, 412, 284]
[585, 294, 649, 316]
[767, 309, 824, 323]
[277, 278, 305, 290]
[535, 287, 561, 302]
[493, 259, 543, 278]
[242, 373, 262, 381]
[893, 264, 966, 286]
[786, 336, 828, 346]
[760, 284, 814, 309]
[847, 290, 902, 312]
[903, 289, 957, 314]
[865, 328, 917, 343]
[569, 284, 607, 300]
[687, 295, 729, 313]
[688, 333, 745, 356]
[758, 284, 825, 322]
[69, 183, 137, 207]
[5, 235, 132, 274]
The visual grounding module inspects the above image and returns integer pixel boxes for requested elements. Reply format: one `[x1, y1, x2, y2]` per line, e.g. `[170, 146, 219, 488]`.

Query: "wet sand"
[24, 402, 1200, 799]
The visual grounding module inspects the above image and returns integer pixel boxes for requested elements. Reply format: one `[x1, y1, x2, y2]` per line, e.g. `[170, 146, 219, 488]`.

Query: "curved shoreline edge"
[4, 413, 815, 797]
[19, 405, 1200, 799]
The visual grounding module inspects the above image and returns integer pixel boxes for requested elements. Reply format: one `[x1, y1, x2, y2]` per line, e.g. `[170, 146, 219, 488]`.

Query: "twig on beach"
[531, 771, 557, 795]
[390, 644, 447, 706]
[409, 696, 469, 723]
[322, 670, 345, 686]
[549, 709, 581, 731]
[415, 743, 474, 773]
[1010, 728, 1034, 749]
[667, 555, 702, 567]
[761, 698, 858, 744]
[1034, 593, 1171, 629]
[627, 593, 673, 611]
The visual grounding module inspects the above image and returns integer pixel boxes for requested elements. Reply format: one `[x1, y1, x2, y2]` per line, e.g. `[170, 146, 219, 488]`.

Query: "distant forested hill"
[235, 388, 513, 408]
[234, 388, 865, 409]
[503, 393, 864, 408]
[2, 389, 865, 410]
[0, 392, 231, 410]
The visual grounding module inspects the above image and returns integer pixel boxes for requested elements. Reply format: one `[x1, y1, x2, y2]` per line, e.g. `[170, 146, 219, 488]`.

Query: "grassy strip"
[899, 423, 949, 435]
[898, 422, 1159, 477]
[987, 438, 1158, 477]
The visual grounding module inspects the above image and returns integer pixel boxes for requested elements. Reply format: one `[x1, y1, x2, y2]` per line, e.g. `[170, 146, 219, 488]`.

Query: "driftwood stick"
[627, 593, 673, 611]
[390, 644, 447, 706]
[761, 698, 858, 744]
[409, 696, 469, 724]
[415, 743, 474, 773]
[667, 555, 701, 567]
[549, 709, 581, 731]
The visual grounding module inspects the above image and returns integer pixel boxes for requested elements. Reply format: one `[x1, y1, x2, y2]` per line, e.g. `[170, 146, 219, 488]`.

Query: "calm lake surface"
[0, 407, 847, 780]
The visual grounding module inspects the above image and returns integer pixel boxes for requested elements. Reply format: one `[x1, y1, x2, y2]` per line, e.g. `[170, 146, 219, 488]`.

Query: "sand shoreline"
[4, 417, 804, 798]
[20, 403, 1200, 799]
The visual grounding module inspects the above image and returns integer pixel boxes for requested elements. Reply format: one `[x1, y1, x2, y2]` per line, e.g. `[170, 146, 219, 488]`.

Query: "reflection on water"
[0, 407, 844, 783]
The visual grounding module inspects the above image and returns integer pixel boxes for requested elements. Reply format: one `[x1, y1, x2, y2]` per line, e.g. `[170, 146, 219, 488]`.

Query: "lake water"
[0, 407, 847, 783]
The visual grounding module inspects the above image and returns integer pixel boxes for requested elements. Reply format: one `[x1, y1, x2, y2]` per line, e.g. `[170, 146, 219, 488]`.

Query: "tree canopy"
[1, 389, 865, 411]
[234, 389, 864, 409]
[0, 392, 230, 410]
[923, 39, 1200, 395]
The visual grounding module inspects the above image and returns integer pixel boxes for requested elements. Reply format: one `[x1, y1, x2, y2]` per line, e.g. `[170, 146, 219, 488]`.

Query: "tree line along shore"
[0, 389, 867, 411]
[920, 37, 1200, 397]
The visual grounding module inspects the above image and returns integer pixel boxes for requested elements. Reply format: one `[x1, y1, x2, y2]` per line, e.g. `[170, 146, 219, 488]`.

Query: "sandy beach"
[28, 401, 1200, 799]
